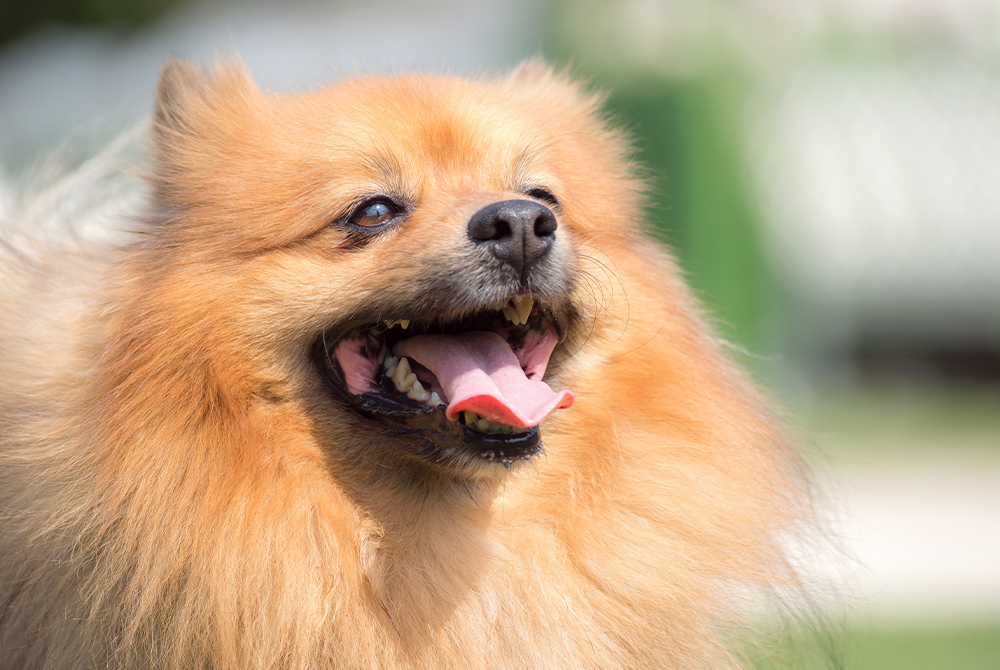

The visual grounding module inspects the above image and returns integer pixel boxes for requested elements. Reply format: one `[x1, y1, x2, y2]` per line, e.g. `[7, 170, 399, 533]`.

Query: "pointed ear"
[502, 59, 559, 89]
[152, 58, 258, 156]
[153, 59, 212, 138]
[500, 59, 604, 122]
[151, 59, 261, 208]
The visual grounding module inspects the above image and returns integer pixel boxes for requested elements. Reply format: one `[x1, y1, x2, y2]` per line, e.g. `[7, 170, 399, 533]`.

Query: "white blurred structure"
[751, 60, 1000, 360]
[837, 451, 1000, 622]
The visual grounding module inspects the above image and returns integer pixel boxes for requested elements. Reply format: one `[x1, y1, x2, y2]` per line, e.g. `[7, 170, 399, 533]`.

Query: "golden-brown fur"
[0, 60, 810, 668]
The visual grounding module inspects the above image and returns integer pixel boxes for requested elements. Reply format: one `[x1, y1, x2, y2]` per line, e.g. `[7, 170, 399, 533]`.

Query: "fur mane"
[0, 63, 819, 670]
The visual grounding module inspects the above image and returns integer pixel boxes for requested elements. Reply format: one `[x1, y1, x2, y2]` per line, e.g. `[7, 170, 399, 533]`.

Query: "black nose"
[467, 199, 557, 277]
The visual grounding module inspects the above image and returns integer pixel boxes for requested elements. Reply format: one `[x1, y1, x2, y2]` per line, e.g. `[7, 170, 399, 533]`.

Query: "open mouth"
[318, 296, 574, 467]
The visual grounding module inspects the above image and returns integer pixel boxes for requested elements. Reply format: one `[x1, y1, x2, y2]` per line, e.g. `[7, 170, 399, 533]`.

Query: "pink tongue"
[394, 331, 574, 429]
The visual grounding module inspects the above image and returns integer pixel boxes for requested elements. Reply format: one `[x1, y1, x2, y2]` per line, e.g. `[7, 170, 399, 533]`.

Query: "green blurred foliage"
[0, 0, 185, 46]
[600, 71, 774, 356]
[749, 624, 1000, 670]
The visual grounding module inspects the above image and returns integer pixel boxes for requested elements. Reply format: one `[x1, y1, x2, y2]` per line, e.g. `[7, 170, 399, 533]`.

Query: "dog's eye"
[350, 199, 398, 228]
[524, 187, 559, 208]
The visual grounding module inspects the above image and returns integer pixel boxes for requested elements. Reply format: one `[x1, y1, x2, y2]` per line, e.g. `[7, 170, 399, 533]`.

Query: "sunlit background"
[2, 0, 998, 667]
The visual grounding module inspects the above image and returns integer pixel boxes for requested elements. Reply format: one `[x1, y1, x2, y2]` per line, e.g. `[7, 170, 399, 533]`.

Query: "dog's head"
[141, 60, 643, 482]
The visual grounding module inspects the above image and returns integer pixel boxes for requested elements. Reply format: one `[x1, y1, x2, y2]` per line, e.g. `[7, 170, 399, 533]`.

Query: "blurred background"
[1, 0, 998, 666]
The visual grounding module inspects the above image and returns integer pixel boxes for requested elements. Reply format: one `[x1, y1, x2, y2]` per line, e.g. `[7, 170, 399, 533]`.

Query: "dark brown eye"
[335, 195, 409, 246]
[350, 200, 397, 227]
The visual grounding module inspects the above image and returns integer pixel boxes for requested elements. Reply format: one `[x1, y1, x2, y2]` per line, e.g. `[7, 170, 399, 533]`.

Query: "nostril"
[490, 220, 512, 242]
[534, 210, 557, 238]
[469, 211, 513, 242]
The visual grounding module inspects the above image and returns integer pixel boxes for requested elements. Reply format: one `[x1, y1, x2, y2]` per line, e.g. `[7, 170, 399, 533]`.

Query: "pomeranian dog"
[0, 60, 811, 669]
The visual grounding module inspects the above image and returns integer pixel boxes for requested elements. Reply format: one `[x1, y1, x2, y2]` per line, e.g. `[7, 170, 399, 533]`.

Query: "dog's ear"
[153, 59, 213, 135]
[151, 59, 260, 210]
[503, 59, 559, 89]
[152, 58, 257, 146]
[501, 60, 603, 118]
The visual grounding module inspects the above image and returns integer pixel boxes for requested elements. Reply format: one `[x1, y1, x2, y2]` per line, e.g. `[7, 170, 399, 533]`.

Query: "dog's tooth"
[393, 357, 416, 390]
[460, 412, 522, 434]
[383, 355, 398, 370]
[428, 392, 443, 407]
[400, 319, 410, 329]
[501, 305, 517, 324]
[514, 295, 533, 324]
[408, 381, 429, 402]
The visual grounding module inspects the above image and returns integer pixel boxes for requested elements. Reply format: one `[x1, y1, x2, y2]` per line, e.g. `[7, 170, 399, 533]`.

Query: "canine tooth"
[428, 392, 443, 407]
[392, 357, 416, 390]
[513, 295, 533, 324]
[408, 381, 429, 402]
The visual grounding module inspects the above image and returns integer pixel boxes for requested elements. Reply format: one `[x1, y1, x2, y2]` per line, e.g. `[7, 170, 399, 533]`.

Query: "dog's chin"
[314, 295, 573, 478]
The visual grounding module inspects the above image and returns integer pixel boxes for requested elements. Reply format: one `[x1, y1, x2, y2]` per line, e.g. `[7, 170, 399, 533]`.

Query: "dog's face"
[146, 61, 641, 482]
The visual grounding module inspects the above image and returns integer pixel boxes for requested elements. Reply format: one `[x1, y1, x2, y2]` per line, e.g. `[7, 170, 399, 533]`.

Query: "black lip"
[314, 326, 545, 468]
